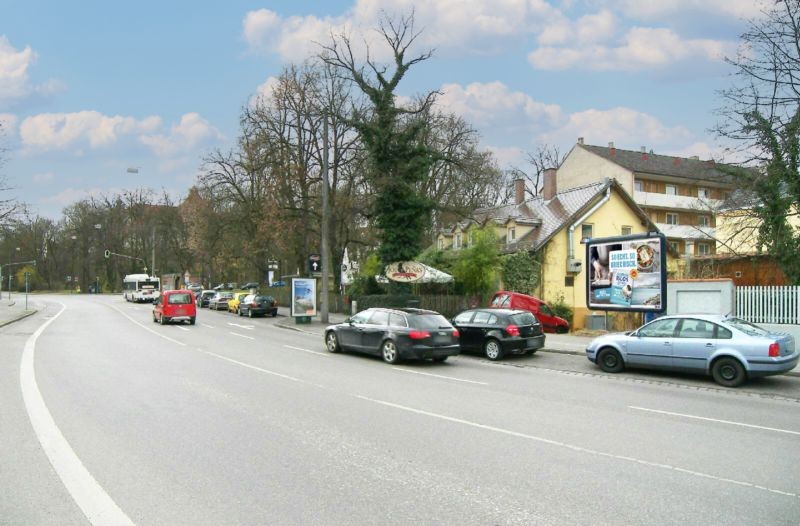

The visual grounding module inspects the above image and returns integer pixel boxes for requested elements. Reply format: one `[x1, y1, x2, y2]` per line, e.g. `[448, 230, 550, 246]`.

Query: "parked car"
[238, 294, 278, 318]
[585, 314, 799, 387]
[324, 308, 460, 364]
[187, 283, 203, 294]
[270, 281, 286, 287]
[208, 291, 234, 310]
[489, 291, 570, 333]
[196, 290, 216, 308]
[227, 292, 250, 314]
[241, 282, 260, 290]
[451, 308, 545, 360]
[152, 290, 196, 325]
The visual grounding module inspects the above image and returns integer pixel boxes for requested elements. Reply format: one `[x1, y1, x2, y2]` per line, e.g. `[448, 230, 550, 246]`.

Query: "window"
[564, 276, 574, 287]
[453, 311, 474, 324]
[508, 227, 516, 242]
[677, 319, 715, 339]
[490, 294, 511, 308]
[167, 293, 192, 304]
[668, 241, 679, 253]
[350, 310, 372, 324]
[368, 310, 389, 326]
[634, 180, 643, 192]
[639, 318, 680, 337]
[389, 313, 408, 328]
[665, 184, 677, 195]
[698, 215, 710, 227]
[666, 213, 679, 225]
[621, 226, 632, 236]
[473, 311, 497, 324]
[437, 238, 443, 250]
[697, 242, 710, 255]
[581, 224, 593, 240]
[698, 187, 709, 199]
[454, 233, 462, 249]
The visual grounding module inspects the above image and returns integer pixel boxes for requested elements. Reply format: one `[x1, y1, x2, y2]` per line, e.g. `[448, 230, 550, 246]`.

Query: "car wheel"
[597, 347, 624, 373]
[152, 313, 157, 323]
[272, 310, 277, 318]
[711, 357, 746, 387]
[484, 338, 504, 361]
[556, 326, 568, 334]
[325, 331, 341, 353]
[433, 356, 448, 363]
[381, 340, 400, 364]
[189, 317, 195, 325]
[159, 315, 167, 325]
[248, 309, 253, 318]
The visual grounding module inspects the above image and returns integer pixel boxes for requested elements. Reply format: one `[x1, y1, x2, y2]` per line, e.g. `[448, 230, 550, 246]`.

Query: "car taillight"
[769, 342, 780, 357]
[505, 324, 520, 337]
[451, 329, 459, 338]
[408, 330, 430, 340]
[251, 302, 257, 307]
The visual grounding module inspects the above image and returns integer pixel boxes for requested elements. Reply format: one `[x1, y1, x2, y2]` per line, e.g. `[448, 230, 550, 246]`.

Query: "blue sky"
[0, 0, 764, 218]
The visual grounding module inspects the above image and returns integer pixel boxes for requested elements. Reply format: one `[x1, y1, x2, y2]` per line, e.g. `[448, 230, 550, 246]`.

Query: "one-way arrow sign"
[308, 254, 321, 274]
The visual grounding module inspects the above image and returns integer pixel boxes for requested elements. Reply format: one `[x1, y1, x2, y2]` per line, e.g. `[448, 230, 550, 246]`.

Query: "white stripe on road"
[355, 395, 798, 500]
[204, 351, 302, 383]
[284, 345, 329, 357]
[229, 331, 255, 341]
[109, 304, 186, 347]
[20, 302, 136, 525]
[629, 406, 800, 436]
[391, 367, 488, 385]
[176, 326, 189, 332]
[202, 324, 215, 329]
[227, 322, 254, 330]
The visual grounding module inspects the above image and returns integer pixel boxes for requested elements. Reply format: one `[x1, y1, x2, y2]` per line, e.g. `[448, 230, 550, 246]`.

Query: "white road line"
[355, 395, 798, 500]
[20, 302, 136, 525]
[229, 331, 255, 341]
[202, 324, 215, 329]
[204, 351, 302, 382]
[176, 326, 189, 332]
[109, 304, 186, 347]
[227, 322, 255, 330]
[391, 367, 488, 385]
[629, 406, 800, 436]
[284, 345, 329, 357]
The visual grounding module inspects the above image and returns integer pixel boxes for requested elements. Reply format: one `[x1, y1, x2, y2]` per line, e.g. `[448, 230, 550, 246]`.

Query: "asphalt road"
[2, 294, 799, 525]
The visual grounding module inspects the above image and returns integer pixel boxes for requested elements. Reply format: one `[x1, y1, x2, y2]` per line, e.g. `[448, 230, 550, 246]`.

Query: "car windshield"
[409, 314, 452, 329]
[490, 294, 511, 308]
[724, 317, 770, 337]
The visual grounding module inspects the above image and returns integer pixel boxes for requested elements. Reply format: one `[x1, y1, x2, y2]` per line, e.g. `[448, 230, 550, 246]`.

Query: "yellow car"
[227, 292, 250, 314]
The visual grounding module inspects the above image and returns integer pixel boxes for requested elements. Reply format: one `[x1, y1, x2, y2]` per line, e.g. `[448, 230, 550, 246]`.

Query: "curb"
[0, 309, 37, 328]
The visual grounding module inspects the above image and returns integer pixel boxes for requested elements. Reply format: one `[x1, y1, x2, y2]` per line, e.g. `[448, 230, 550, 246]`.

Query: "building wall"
[558, 146, 634, 193]
[636, 178, 729, 199]
[539, 189, 651, 330]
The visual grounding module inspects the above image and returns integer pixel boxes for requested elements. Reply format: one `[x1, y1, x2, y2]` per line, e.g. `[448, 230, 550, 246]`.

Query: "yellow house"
[438, 172, 660, 329]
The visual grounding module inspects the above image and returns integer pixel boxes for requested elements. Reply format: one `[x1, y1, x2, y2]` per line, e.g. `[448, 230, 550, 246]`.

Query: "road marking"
[109, 304, 186, 347]
[176, 326, 189, 332]
[229, 331, 255, 341]
[354, 395, 798, 500]
[205, 351, 302, 382]
[20, 302, 136, 525]
[391, 367, 488, 385]
[227, 322, 254, 330]
[284, 345, 329, 357]
[202, 324, 215, 329]
[629, 406, 800, 436]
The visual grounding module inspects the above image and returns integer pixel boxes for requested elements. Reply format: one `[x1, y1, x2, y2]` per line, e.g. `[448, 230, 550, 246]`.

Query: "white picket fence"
[736, 286, 800, 325]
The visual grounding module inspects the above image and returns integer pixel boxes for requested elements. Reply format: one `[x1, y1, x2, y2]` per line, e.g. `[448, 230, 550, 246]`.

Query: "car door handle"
[663, 342, 672, 345]
[705, 343, 714, 347]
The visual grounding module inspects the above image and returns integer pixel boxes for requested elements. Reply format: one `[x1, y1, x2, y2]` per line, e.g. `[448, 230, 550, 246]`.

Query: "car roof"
[653, 313, 727, 322]
[364, 307, 442, 316]
[462, 308, 531, 316]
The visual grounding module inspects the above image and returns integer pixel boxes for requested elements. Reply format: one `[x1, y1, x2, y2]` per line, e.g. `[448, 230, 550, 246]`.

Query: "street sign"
[308, 254, 321, 273]
[104, 249, 110, 259]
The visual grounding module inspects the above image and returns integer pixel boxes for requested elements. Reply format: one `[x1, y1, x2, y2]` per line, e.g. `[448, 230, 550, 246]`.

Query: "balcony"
[655, 223, 715, 240]
[634, 191, 722, 212]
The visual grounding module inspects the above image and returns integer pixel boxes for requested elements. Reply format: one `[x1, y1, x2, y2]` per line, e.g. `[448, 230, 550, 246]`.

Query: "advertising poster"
[291, 278, 317, 317]
[585, 233, 666, 312]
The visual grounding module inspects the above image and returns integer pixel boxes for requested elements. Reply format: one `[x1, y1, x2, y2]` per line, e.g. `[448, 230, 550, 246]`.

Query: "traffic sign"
[104, 249, 110, 259]
[308, 254, 321, 273]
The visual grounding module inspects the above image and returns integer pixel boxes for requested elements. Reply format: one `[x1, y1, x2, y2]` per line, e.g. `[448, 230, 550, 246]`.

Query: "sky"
[0, 0, 767, 219]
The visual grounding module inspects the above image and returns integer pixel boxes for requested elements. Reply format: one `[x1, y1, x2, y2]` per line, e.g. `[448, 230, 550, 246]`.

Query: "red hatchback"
[153, 290, 197, 325]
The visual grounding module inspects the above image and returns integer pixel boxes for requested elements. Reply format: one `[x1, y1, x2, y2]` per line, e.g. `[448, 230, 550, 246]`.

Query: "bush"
[548, 293, 573, 326]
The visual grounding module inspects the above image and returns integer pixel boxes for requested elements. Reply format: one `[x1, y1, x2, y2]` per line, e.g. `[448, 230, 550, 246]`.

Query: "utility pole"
[320, 115, 330, 323]
[151, 226, 156, 277]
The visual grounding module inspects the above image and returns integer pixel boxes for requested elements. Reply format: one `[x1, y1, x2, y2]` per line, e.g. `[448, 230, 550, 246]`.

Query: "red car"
[153, 290, 197, 325]
[489, 291, 570, 333]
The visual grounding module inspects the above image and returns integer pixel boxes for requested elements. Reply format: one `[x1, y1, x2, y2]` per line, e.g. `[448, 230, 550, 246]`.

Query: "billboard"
[291, 278, 317, 317]
[585, 232, 667, 312]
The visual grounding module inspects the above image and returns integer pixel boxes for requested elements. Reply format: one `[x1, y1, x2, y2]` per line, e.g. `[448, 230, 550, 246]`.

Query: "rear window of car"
[510, 312, 537, 326]
[168, 293, 192, 305]
[410, 314, 452, 329]
[724, 317, 769, 337]
[255, 296, 273, 302]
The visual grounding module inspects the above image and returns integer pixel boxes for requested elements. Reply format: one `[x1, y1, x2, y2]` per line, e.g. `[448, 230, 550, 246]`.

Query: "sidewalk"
[273, 307, 799, 376]
[0, 295, 37, 328]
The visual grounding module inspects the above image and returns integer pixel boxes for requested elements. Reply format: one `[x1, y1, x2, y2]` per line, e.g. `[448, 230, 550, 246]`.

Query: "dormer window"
[508, 227, 516, 243]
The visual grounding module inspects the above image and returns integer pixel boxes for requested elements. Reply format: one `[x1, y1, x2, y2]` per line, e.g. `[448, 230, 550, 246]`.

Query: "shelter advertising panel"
[291, 278, 317, 317]
[585, 233, 667, 312]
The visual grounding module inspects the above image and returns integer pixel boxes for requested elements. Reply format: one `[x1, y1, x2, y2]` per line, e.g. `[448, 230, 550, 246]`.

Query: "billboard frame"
[291, 277, 317, 317]
[584, 232, 667, 313]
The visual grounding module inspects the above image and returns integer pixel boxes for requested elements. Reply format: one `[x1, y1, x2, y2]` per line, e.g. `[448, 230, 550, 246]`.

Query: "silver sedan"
[585, 314, 798, 387]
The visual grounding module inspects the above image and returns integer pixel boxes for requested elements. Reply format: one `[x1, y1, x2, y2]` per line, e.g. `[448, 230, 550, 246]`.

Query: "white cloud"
[242, 1, 563, 61]
[19, 111, 161, 151]
[32, 172, 55, 184]
[249, 76, 280, 107]
[436, 82, 562, 131]
[139, 112, 224, 158]
[40, 187, 109, 206]
[529, 26, 734, 70]
[538, 10, 617, 46]
[0, 35, 65, 108]
[609, 0, 766, 20]
[537, 106, 694, 151]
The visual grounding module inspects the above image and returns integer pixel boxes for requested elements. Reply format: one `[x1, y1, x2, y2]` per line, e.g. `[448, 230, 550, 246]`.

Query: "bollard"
[352, 300, 358, 315]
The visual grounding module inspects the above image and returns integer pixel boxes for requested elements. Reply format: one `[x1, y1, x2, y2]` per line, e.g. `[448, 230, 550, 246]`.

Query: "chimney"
[690, 155, 699, 160]
[640, 146, 646, 153]
[577, 137, 584, 145]
[543, 168, 557, 201]
[608, 141, 615, 157]
[514, 178, 526, 205]
[641, 145, 648, 161]
[673, 157, 681, 166]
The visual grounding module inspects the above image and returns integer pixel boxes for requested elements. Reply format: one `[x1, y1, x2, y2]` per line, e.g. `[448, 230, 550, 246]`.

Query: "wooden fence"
[736, 286, 800, 324]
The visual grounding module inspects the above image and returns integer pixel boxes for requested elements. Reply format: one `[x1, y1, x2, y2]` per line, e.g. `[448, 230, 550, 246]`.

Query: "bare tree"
[0, 122, 20, 227]
[504, 144, 565, 201]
